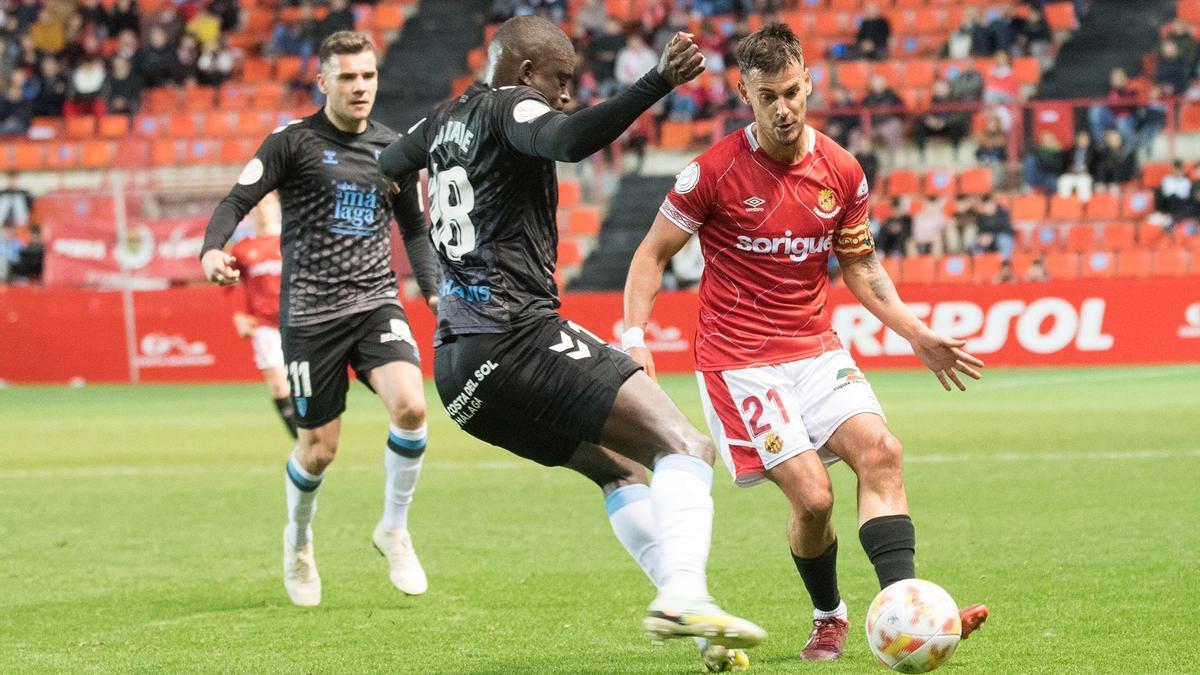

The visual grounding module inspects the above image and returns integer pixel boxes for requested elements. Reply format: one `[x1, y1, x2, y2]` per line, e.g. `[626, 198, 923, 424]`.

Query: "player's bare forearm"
[623, 214, 692, 330]
[839, 253, 928, 341]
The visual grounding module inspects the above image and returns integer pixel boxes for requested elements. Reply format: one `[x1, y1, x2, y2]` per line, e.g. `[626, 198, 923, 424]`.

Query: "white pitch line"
[9, 451, 1198, 481]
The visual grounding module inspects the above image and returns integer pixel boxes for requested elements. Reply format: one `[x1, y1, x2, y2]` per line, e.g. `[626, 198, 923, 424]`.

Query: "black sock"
[792, 539, 841, 612]
[273, 397, 298, 439]
[858, 514, 916, 589]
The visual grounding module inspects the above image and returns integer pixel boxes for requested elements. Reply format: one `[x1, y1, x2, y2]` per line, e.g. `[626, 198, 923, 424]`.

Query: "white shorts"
[696, 349, 886, 487]
[251, 325, 284, 371]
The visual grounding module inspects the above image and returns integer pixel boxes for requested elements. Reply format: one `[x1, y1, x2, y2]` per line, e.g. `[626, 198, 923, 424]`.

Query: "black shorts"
[434, 314, 642, 467]
[281, 304, 420, 429]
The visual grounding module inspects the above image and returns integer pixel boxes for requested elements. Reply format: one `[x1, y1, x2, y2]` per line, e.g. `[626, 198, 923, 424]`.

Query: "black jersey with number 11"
[389, 83, 562, 344]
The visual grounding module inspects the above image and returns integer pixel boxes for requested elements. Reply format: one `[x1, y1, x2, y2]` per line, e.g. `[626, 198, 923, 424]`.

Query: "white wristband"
[621, 326, 646, 351]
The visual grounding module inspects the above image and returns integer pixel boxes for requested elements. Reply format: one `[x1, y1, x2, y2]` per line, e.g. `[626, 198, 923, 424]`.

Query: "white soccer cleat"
[644, 597, 766, 649]
[373, 523, 428, 595]
[282, 529, 321, 607]
[698, 638, 751, 672]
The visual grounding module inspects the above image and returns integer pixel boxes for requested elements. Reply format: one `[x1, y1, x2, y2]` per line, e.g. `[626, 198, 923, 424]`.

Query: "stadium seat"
[880, 254, 902, 282]
[885, 170, 920, 196]
[1010, 252, 1035, 279]
[937, 254, 972, 284]
[66, 115, 96, 139]
[44, 142, 79, 170]
[79, 140, 117, 169]
[150, 139, 181, 166]
[1065, 224, 1097, 251]
[183, 86, 216, 112]
[972, 252, 1004, 283]
[98, 114, 130, 138]
[1152, 248, 1190, 276]
[1013, 56, 1040, 85]
[1084, 192, 1119, 220]
[242, 58, 272, 84]
[372, 4, 406, 30]
[1115, 249, 1153, 278]
[1102, 222, 1136, 250]
[167, 112, 199, 138]
[557, 238, 583, 267]
[1048, 195, 1084, 221]
[906, 60, 936, 89]
[1027, 224, 1064, 252]
[1044, 1, 1078, 30]
[1179, 0, 1200, 26]
[145, 88, 179, 114]
[558, 181, 581, 209]
[1121, 190, 1154, 218]
[1181, 102, 1200, 132]
[923, 169, 956, 196]
[836, 60, 870, 94]
[181, 139, 220, 165]
[1044, 251, 1080, 280]
[252, 83, 286, 110]
[218, 85, 251, 111]
[1011, 194, 1047, 222]
[1141, 161, 1173, 188]
[958, 167, 994, 195]
[566, 206, 602, 236]
[1137, 222, 1166, 248]
[1079, 250, 1116, 278]
[899, 255, 936, 285]
[658, 121, 693, 150]
[220, 137, 259, 165]
[814, 11, 852, 39]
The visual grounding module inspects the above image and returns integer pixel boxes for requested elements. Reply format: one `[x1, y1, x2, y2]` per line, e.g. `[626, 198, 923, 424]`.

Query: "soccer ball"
[865, 579, 961, 673]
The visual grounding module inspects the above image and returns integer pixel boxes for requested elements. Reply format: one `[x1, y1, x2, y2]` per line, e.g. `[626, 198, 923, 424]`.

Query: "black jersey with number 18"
[407, 83, 562, 344]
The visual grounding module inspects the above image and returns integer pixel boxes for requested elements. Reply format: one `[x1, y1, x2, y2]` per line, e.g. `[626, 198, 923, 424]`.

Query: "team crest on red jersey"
[763, 432, 783, 454]
[815, 188, 840, 219]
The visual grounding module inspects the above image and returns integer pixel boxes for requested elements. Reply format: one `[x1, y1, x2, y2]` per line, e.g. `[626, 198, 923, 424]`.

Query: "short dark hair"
[318, 31, 375, 68]
[735, 23, 804, 75]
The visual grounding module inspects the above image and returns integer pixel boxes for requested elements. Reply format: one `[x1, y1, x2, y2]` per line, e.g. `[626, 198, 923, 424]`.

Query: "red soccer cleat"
[801, 616, 849, 660]
[959, 604, 989, 640]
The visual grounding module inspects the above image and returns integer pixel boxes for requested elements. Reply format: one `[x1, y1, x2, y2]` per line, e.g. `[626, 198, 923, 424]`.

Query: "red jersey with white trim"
[659, 125, 874, 371]
[230, 234, 283, 327]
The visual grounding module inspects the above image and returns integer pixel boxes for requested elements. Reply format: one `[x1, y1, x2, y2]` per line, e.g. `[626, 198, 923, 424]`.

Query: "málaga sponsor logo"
[1179, 302, 1200, 339]
[834, 298, 1114, 355]
[135, 332, 215, 368]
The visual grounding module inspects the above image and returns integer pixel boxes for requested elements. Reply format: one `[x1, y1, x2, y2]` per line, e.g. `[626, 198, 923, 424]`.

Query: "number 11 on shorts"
[288, 361, 312, 397]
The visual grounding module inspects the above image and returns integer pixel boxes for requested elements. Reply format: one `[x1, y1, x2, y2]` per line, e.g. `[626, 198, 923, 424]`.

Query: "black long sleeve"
[501, 69, 673, 163]
[378, 122, 430, 181]
[390, 173, 440, 299]
[202, 131, 291, 256]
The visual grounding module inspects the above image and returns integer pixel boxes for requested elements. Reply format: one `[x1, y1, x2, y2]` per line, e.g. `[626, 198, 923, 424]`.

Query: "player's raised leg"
[764, 452, 850, 660]
[367, 359, 429, 596]
[827, 412, 988, 638]
[284, 419, 340, 606]
[599, 372, 766, 649]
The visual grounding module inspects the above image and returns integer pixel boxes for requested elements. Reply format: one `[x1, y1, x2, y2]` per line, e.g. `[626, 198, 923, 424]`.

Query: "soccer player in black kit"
[380, 16, 765, 668]
[201, 32, 440, 607]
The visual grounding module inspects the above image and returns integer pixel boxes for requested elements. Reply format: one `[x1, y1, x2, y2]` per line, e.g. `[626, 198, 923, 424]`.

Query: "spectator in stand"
[852, 134, 879, 189]
[208, 0, 241, 33]
[32, 55, 69, 117]
[1091, 128, 1138, 190]
[876, 197, 911, 258]
[176, 33, 200, 84]
[137, 24, 184, 87]
[575, 0, 609, 38]
[1155, 39, 1190, 98]
[822, 83, 859, 148]
[914, 78, 969, 159]
[615, 33, 657, 91]
[268, 12, 316, 59]
[489, 0, 521, 22]
[1023, 130, 1065, 194]
[952, 7, 994, 58]
[108, 0, 141, 37]
[855, 2, 890, 61]
[1, 14, 21, 71]
[993, 259, 1015, 283]
[185, 4, 222, 50]
[0, 74, 32, 134]
[106, 54, 141, 114]
[945, 195, 977, 254]
[196, 37, 235, 87]
[0, 172, 33, 229]
[860, 73, 904, 156]
[1154, 160, 1193, 223]
[974, 192, 1015, 258]
[1057, 130, 1096, 201]
[77, 0, 110, 40]
[1165, 19, 1197, 72]
[66, 53, 107, 116]
[652, 10, 688, 53]
[1014, 7, 1052, 59]
[15, 0, 43, 31]
[1088, 67, 1140, 144]
[974, 110, 1008, 164]
[115, 28, 139, 62]
[908, 196, 949, 257]
[587, 17, 625, 95]
[0, 222, 21, 284]
[983, 51, 1019, 105]
[987, 5, 1017, 54]
[1026, 256, 1048, 282]
[696, 18, 726, 74]
[320, 0, 357, 41]
[145, 4, 185, 47]
[9, 224, 43, 284]
[30, 6, 67, 55]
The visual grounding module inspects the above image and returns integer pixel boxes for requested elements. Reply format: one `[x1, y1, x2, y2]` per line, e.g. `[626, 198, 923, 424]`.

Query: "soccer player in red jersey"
[226, 191, 295, 439]
[623, 24, 988, 662]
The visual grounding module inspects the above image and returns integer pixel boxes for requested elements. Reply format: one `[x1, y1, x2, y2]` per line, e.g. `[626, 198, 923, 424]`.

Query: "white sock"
[605, 484, 664, 587]
[650, 454, 714, 606]
[382, 423, 425, 531]
[815, 600, 848, 620]
[284, 452, 322, 547]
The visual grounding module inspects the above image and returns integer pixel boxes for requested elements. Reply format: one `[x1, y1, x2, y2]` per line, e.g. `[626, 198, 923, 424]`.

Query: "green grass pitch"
[3, 365, 1199, 673]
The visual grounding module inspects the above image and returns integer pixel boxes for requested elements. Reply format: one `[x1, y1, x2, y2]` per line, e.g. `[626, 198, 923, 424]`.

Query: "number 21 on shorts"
[742, 387, 790, 436]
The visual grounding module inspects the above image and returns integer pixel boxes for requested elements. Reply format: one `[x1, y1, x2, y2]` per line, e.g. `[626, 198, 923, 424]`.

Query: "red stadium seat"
[66, 115, 97, 139]
[373, 4, 405, 30]
[1102, 222, 1136, 250]
[167, 112, 199, 138]
[1137, 222, 1166, 248]
[1115, 249, 1153, 278]
[98, 114, 130, 138]
[558, 181, 582, 209]
[1048, 195, 1083, 221]
[1084, 192, 1119, 221]
[1044, 251, 1079, 280]
[1141, 161, 1173, 188]
[1122, 190, 1155, 219]
[885, 170, 920, 196]
[899, 255, 936, 285]
[1079, 250, 1116, 278]
[1152, 248, 1190, 276]
[275, 56, 306, 83]
[1065, 224, 1097, 251]
[836, 61, 870, 94]
[252, 83, 286, 110]
[1181, 102, 1200, 132]
[1028, 224, 1065, 252]
[880, 254, 902, 283]
[220, 136, 259, 165]
[1011, 194, 1047, 222]
[958, 168, 994, 196]
[1179, 0, 1200, 25]
[183, 86, 216, 112]
[150, 139, 181, 166]
[145, 87, 180, 113]
[1010, 252, 1036, 279]
[44, 142, 80, 170]
[1044, 2, 1077, 30]
[566, 206, 602, 236]
[923, 169, 956, 196]
[972, 252, 1004, 283]
[658, 121, 692, 150]
[937, 255, 972, 284]
[906, 59, 936, 89]
[79, 140, 117, 169]
[557, 238, 583, 267]
[242, 58, 272, 84]
[1012, 56, 1040, 85]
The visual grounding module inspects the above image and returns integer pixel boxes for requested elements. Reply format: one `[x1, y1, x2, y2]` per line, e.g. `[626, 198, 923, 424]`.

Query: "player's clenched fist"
[201, 249, 240, 286]
[657, 31, 706, 86]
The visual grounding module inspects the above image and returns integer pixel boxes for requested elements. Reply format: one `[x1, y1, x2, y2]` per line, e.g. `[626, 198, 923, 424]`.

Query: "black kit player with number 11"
[201, 31, 440, 608]
[380, 15, 763, 669]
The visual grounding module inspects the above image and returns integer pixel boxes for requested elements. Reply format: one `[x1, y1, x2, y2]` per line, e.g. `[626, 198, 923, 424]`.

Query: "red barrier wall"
[2, 279, 1198, 384]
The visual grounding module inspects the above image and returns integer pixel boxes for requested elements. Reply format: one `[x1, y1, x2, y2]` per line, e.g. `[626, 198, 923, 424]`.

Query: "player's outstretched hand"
[202, 249, 240, 286]
[626, 346, 658, 382]
[657, 31, 706, 87]
[911, 330, 984, 392]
